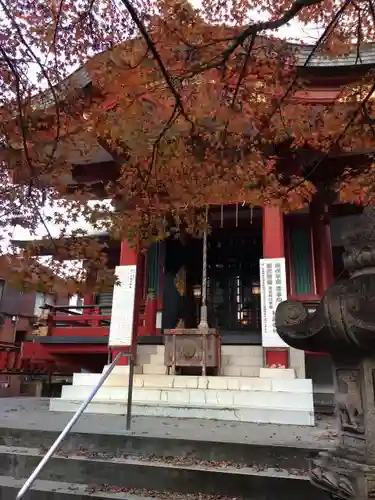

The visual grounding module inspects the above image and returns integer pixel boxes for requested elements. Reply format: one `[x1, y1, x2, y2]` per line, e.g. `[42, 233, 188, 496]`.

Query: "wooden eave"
[5, 38, 375, 192]
[11, 232, 119, 259]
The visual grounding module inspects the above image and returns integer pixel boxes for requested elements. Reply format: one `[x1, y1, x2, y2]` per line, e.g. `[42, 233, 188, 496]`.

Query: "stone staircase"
[50, 370, 314, 425]
[0, 418, 326, 500]
[137, 345, 168, 375]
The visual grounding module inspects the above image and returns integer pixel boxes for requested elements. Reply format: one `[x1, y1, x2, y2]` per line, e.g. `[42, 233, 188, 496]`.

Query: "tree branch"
[190, 0, 325, 74]
[119, 0, 192, 124]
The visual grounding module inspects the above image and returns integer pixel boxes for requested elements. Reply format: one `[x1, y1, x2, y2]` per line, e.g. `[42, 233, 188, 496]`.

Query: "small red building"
[0, 258, 71, 396]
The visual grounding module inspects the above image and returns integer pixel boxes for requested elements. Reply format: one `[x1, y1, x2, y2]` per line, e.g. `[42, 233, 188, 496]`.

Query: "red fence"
[44, 304, 111, 337]
[0, 341, 54, 374]
[46, 300, 156, 338]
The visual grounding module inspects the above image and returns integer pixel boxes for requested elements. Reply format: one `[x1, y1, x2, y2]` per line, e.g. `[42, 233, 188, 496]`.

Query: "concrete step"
[141, 365, 167, 375]
[0, 446, 324, 500]
[49, 398, 314, 425]
[0, 476, 245, 500]
[61, 384, 312, 408]
[72, 374, 305, 392]
[0, 425, 323, 473]
[55, 376, 314, 425]
[0, 475, 327, 500]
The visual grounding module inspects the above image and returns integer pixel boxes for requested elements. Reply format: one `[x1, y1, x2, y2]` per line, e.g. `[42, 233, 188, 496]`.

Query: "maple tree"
[0, 0, 375, 290]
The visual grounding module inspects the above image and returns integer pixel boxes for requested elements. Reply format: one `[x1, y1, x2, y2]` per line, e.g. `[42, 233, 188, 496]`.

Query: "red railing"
[44, 304, 111, 337]
[0, 342, 22, 372]
[137, 298, 157, 336]
[44, 301, 155, 338]
[0, 341, 54, 374]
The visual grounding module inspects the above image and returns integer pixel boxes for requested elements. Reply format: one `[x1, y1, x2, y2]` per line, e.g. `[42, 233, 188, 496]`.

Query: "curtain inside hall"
[290, 227, 313, 296]
[146, 242, 162, 297]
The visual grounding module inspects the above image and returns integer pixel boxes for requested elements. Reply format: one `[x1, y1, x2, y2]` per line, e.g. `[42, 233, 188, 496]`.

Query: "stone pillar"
[275, 207, 375, 499]
[262, 206, 289, 369]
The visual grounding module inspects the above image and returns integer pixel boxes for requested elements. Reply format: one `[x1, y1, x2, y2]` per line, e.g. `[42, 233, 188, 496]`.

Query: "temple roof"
[5, 33, 375, 208]
[295, 42, 375, 68]
[30, 41, 375, 112]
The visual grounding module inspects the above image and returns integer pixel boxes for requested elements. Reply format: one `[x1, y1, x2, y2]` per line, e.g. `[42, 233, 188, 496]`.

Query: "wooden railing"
[0, 342, 22, 372]
[42, 301, 155, 338]
[40, 304, 111, 337]
[0, 341, 53, 374]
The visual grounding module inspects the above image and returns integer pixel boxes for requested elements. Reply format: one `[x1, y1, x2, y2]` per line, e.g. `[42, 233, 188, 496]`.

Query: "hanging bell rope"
[220, 204, 224, 228]
[198, 206, 209, 330]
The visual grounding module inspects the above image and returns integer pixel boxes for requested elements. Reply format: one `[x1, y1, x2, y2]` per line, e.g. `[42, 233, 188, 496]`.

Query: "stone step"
[0, 476, 326, 500]
[259, 368, 296, 380]
[141, 364, 167, 375]
[55, 375, 314, 425]
[0, 476, 157, 500]
[72, 374, 307, 392]
[0, 476, 248, 500]
[49, 398, 314, 425]
[61, 383, 312, 408]
[0, 424, 324, 473]
[0, 446, 324, 500]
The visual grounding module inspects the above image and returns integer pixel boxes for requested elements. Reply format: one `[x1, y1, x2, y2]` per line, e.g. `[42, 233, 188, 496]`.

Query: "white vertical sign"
[108, 265, 137, 347]
[260, 258, 288, 348]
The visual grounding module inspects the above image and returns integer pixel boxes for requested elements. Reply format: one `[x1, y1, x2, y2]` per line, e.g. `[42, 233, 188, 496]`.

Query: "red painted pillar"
[119, 240, 138, 266]
[83, 293, 95, 306]
[263, 207, 285, 259]
[145, 299, 157, 336]
[156, 242, 165, 334]
[311, 203, 334, 295]
[111, 240, 139, 366]
[262, 207, 289, 368]
[83, 266, 97, 314]
[83, 293, 95, 321]
[141, 243, 164, 336]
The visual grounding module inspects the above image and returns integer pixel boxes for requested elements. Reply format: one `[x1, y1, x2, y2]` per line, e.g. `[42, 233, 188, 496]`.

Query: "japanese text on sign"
[259, 258, 288, 348]
[109, 265, 137, 347]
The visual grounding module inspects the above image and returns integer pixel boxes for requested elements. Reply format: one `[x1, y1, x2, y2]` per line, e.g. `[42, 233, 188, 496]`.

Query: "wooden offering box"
[164, 328, 220, 376]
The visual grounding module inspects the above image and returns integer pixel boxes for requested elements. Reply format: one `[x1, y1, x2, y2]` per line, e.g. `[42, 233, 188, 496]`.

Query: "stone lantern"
[275, 207, 375, 500]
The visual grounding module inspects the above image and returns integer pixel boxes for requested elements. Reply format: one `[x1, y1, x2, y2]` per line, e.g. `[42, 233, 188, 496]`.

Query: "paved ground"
[0, 398, 337, 449]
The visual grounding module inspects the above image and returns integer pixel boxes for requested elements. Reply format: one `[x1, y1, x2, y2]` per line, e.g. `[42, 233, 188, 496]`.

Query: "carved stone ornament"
[275, 207, 375, 357]
[275, 207, 375, 500]
[310, 453, 358, 500]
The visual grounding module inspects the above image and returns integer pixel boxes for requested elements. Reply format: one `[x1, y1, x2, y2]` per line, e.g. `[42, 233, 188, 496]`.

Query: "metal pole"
[198, 207, 209, 330]
[16, 351, 125, 500]
[126, 356, 134, 431]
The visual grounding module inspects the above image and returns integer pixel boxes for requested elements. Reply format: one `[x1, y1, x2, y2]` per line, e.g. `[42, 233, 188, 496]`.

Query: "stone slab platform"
[0, 445, 322, 500]
[0, 475, 326, 500]
[0, 397, 336, 445]
[0, 398, 337, 451]
[0, 398, 335, 500]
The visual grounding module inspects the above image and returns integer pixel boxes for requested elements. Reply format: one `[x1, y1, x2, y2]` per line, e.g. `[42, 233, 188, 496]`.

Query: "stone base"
[135, 345, 307, 378]
[259, 368, 296, 379]
[49, 371, 315, 426]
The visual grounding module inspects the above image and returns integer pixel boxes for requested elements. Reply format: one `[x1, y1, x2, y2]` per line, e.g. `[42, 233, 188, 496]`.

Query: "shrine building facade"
[9, 42, 375, 425]
[13, 202, 362, 425]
